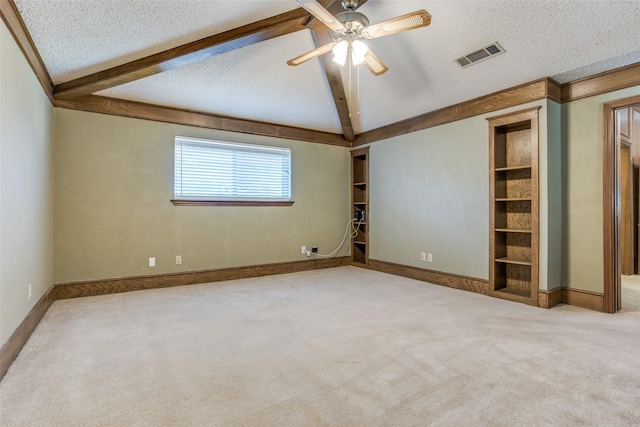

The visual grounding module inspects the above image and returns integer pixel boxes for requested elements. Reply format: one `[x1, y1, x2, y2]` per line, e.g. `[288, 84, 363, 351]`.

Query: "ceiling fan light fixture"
[288, 0, 430, 78]
[351, 40, 368, 65]
[332, 40, 367, 66]
[332, 40, 349, 65]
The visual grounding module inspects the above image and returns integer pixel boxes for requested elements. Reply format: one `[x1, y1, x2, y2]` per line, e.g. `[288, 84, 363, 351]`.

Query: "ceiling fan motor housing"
[333, 11, 369, 40]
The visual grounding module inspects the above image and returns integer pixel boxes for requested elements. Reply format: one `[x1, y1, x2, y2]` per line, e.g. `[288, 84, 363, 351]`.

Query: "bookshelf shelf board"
[495, 165, 532, 172]
[495, 257, 532, 266]
[495, 198, 532, 202]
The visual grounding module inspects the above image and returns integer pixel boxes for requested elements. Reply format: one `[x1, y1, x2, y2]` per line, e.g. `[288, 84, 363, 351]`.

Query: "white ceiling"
[14, 0, 640, 135]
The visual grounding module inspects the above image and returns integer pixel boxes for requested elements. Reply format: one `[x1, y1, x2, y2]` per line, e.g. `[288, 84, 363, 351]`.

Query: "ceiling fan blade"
[363, 49, 388, 76]
[287, 42, 337, 66]
[297, 0, 346, 32]
[363, 10, 431, 39]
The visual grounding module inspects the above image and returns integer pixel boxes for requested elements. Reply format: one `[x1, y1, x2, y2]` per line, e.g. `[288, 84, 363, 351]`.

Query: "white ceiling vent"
[455, 42, 505, 68]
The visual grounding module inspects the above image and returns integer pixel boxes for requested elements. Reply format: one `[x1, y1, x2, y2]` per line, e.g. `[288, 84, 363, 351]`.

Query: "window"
[172, 136, 292, 206]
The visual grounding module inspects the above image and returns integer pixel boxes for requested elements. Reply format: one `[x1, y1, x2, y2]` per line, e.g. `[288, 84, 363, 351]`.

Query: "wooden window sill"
[171, 200, 294, 207]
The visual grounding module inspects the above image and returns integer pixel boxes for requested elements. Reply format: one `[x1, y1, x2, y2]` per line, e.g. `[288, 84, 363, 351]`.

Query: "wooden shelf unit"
[351, 147, 369, 267]
[488, 107, 540, 305]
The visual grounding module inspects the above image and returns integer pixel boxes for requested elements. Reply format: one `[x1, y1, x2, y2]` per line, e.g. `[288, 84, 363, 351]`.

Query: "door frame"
[603, 95, 640, 313]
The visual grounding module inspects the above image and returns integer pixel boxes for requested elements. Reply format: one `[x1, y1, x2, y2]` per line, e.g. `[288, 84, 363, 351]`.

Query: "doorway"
[604, 97, 640, 312]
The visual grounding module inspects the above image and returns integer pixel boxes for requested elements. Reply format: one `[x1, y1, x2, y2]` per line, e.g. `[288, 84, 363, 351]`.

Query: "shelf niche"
[488, 107, 540, 305]
[351, 147, 369, 267]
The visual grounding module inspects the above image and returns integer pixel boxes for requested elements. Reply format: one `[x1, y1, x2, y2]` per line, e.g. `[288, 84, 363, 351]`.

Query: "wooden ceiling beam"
[311, 26, 355, 142]
[306, 0, 369, 143]
[53, 8, 313, 100]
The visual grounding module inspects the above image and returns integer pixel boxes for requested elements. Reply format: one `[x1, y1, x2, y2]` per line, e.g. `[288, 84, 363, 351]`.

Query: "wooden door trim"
[619, 141, 633, 275]
[603, 94, 640, 313]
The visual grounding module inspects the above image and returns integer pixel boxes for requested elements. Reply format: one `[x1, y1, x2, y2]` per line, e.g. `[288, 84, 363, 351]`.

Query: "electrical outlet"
[301, 246, 306, 254]
[421, 252, 426, 261]
[28, 284, 32, 300]
[176, 255, 182, 265]
[149, 257, 156, 267]
[312, 246, 318, 253]
[428, 253, 433, 262]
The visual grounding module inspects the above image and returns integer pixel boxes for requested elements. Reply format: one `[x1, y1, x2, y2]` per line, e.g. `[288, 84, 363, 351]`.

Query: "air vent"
[455, 42, 505, 68]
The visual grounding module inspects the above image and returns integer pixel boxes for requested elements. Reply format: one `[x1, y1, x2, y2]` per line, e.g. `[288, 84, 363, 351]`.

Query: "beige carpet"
[621, 274, 640, 311]
[2, 266, 640, 426]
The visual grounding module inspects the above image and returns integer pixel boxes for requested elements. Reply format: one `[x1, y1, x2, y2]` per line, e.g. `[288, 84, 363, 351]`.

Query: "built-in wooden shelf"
[351, 147, 369, 267]
[495, 198, 532, 202]
[495, 165, 532, 172]
[488, 107, 540, 306]
[495, 257, 532, 266]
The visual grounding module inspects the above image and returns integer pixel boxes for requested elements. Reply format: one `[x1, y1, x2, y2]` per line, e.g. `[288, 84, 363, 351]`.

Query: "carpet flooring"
[2, 266, 640, 426]
[621, 274, 640, 311]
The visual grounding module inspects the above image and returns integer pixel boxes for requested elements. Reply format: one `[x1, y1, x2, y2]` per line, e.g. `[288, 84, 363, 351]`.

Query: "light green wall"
[541, 100, 563, 291]
[563, 86, 640, 293]
[368, 100, 550, 282]
[0, 21, 55, 346]
[2, 0, 639, 349]
[53, 109, 350, 283]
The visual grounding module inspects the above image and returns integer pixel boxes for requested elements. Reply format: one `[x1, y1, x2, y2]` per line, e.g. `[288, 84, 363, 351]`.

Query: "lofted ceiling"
[11, 0, 640, 139]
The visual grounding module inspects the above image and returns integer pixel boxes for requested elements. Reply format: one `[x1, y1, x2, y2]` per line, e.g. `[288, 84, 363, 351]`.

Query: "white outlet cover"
[149, 257, 156, 267]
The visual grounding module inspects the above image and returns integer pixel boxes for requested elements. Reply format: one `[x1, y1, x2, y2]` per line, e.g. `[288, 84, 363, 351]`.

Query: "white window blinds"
[174, 137, 291, 201]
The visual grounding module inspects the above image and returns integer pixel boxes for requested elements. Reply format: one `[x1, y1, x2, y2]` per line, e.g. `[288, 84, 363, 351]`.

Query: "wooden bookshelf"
[488, 107, 540, 305]
[351, 147, 369, 267]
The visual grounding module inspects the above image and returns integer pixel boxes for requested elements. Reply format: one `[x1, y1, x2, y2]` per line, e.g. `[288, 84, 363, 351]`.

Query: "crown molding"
[53, 95, 350, 147]
[561, 62, 640, 103]
[0, 0, 53, 100]
[4, 0, 640, 146]
[353, 78, 557, 146]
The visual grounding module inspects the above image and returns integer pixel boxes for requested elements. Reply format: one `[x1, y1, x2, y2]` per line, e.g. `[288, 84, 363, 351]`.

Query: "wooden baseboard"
[367, 259, 489, 295]
[367, 260, 606, 313]
[538, 288, 562, 309]
[561, 288, 605, 312]
[0, 285, 56, 381]
[53, 257, 350, 300]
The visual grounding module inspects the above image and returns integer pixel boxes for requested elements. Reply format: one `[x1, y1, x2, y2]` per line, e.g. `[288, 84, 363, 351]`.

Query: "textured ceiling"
[14, 0, 640, 135]
[99, 30, 344, 133]
[14, 0, 296, 83]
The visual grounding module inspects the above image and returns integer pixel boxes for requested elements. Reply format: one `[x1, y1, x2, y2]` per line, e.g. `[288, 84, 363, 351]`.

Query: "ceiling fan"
[287, 0, 431, 75]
